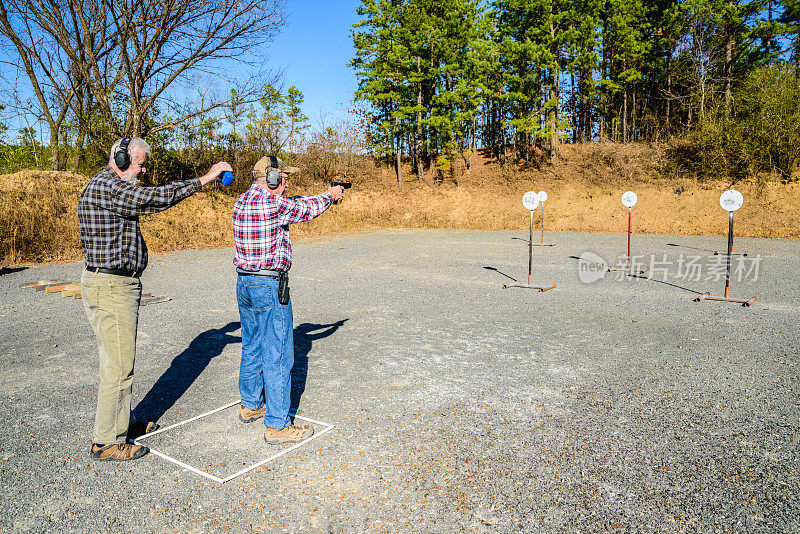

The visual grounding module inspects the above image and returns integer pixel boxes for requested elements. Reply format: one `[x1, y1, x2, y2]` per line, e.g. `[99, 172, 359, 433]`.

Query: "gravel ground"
[0, 229, 798, 533]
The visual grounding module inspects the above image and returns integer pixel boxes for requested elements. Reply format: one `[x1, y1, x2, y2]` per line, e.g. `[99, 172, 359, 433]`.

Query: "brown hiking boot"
[239, 403, 266, 423]
[264, 423, 314, 443]
[89, 443, 148, 461]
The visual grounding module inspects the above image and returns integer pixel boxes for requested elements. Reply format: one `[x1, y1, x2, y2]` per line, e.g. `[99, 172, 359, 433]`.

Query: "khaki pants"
[81, 270, 142, 444]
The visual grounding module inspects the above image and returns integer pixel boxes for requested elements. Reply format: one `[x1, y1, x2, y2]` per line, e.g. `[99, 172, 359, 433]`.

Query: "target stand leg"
[694, 292, 757, 307]
[696, 210, 757, 307]
[503, 275, 556, 291]
[531, 202, 555, 246]
[503, 280, 557, 291]
[713, 250, 748, 257]
[607, 205, 646, 274]
[503, 206, 556, 292]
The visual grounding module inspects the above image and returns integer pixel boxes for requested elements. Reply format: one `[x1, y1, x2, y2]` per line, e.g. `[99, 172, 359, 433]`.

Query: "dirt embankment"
[1, 142, 798, 265]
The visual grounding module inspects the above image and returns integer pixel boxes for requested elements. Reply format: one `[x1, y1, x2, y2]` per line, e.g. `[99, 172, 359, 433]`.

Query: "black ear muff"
[114, 138, 131, 170]
[266, 169, 281, 188]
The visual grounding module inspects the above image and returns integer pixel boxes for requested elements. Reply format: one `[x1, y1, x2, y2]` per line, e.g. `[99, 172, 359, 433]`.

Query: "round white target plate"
[538, 190, 548, 202]
[523, 191, 540, 211]
[621, 191, 637, 208]
[720, 189, 744, 212]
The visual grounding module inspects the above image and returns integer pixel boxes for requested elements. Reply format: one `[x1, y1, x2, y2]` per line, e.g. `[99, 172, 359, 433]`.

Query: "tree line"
[351, 0, 800, 182]
[2, 0, 798, 183]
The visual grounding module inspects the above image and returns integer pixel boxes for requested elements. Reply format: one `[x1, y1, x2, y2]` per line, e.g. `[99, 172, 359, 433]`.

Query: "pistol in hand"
[330, 180, 351, 204]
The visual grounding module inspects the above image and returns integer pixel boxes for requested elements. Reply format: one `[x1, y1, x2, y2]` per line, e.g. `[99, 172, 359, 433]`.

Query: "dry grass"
[0, 170, 84, 264]
[296, 176, 799, 239]
[2, 144, 798, 266]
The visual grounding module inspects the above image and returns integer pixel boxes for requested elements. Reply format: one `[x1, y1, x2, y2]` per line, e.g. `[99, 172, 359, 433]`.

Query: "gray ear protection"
[266, 169, 281, 188]
[114, 138, 131, 170]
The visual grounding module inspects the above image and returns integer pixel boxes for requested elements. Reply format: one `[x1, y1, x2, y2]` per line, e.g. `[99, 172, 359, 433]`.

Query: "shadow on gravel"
[134, 322, 242, 423]
[0, 266, 27, 276]
[666, 242, 718, 253]
[628, 273, 704, 295]
[483, 265, 516, 281]
[568, 254, 703, 294]
[290, 320, 348, 418]
[667, 242, 750, 257]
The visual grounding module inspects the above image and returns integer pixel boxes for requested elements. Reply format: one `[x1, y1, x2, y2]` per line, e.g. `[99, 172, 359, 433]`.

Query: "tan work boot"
[264, 423, 314, 443]
[89, 442, 148, 461]
[239, 403, 266, 423]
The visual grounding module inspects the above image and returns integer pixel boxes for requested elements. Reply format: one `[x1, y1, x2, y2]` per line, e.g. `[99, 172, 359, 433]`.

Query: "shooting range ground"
[1, 229, 798, 532]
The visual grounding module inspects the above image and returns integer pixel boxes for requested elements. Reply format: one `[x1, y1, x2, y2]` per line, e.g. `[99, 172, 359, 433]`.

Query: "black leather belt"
[236, 268, 284, 278]
[86, 266, 140, 277]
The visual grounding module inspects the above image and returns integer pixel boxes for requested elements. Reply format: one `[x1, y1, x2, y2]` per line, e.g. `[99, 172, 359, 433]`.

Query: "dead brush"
[0, 170, 84, 264]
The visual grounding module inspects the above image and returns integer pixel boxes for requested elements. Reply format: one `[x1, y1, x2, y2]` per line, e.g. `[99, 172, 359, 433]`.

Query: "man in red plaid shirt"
[233, 155, 343, 442]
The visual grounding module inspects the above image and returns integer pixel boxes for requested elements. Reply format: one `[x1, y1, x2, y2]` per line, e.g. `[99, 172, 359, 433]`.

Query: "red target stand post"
[531, 190, 556, 247]
[607, 191, 648, 275]
[694, 190, 757, 307]
[503, 191, 556, 291]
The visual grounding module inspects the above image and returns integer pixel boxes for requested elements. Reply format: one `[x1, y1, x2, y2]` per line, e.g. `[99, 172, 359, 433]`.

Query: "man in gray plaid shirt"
[79, 137, 231, 461]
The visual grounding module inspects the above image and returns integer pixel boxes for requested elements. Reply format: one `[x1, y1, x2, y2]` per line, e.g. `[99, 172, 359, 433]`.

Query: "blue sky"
[0, 0, 364, 139]
[268, 0, 363, 126]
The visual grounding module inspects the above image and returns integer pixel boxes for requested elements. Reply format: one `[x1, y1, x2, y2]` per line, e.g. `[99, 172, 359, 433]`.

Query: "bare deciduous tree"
[0, 0, 88, 169]
[0, 0, 286, 168]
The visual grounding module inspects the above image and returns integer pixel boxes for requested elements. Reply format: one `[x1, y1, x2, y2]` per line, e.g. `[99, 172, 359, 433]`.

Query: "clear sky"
[0, 0, 364, 140]
[267, 0, 363, 127]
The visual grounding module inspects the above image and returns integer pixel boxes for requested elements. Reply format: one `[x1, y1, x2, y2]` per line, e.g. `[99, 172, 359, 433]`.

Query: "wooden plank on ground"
[45, 283, 80, 293]
[20, 279, 63, 288]
[36, 281, 76, 292]
[61, 285, 81, 297]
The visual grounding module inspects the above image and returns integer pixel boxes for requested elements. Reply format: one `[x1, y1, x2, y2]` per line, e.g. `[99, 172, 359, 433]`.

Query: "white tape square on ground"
[133, 400, 334, 483]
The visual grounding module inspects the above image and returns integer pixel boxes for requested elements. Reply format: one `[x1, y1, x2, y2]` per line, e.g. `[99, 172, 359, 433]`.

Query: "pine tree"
[351, 0, 410, 183]
[778, 0, 800, 78]
[352, 0, 484, 182]
[564, 0, 603, 142]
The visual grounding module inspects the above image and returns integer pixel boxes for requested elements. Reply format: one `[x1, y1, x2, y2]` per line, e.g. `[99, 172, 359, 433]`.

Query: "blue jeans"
[236, 275, 293, 429]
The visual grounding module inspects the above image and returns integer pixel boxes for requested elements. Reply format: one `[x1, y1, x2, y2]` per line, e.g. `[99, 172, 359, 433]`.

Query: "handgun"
[330, 180, 351, 204]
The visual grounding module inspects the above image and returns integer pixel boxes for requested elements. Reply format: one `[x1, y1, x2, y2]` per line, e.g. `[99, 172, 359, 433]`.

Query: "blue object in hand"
[221, 171, 233, 186]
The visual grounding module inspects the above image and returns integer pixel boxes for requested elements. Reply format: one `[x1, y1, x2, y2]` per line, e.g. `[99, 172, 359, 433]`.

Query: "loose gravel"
[0, 229, 798, 533]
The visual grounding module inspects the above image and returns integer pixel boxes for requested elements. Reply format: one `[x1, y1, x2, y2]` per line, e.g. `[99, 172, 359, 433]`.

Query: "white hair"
[109, 137, 152, 162]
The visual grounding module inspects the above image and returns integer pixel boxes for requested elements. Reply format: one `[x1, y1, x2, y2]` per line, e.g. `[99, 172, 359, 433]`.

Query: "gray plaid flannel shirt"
[78, 166, 201, 273]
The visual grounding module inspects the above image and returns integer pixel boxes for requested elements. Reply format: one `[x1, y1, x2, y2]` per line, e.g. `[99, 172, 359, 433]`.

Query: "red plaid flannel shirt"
[232, 184, 333, 271]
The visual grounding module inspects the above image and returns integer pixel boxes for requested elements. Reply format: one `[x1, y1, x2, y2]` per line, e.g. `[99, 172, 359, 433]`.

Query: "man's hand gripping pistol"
[330, 179, 351, 204]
